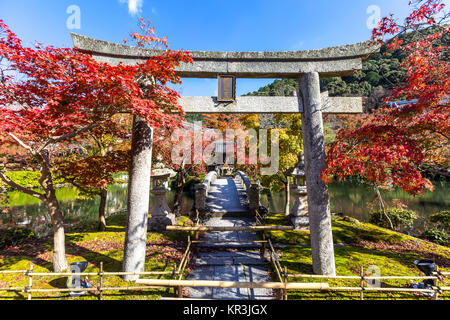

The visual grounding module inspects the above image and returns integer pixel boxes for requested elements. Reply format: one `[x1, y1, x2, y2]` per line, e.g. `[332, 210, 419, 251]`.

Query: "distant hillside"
[243, 46, 407, 112]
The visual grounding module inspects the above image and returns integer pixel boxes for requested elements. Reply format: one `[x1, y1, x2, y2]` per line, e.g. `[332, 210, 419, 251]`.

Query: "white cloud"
[119, 0, 144, 16]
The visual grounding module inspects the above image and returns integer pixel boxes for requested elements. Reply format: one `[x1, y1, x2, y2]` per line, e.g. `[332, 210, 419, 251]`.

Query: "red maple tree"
[323, 0, 449, 199]
[0, 20, 192, 271]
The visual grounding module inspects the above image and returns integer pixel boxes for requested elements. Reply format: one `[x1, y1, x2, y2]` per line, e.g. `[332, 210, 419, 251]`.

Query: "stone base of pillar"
[194, 184, 207, 212]
[148, 214, 176, 232]
[248, 183, 261, 217]
[289, 215, 309, 230]
[148, 187, 176, 232]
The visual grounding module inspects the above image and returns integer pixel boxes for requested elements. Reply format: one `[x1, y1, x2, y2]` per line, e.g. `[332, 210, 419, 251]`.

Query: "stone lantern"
[148, 155, 177, 231]
[289, 153, 309, 230]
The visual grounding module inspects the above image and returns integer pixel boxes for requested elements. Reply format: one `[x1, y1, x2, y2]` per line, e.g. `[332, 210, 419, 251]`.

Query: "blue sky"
[0, 0, 441, 96]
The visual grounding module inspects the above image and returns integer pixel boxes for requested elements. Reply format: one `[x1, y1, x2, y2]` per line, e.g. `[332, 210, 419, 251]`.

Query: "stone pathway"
[197, 217, 260, 248]
[206, 178, 248, 213]
[185, 217, 273, 300]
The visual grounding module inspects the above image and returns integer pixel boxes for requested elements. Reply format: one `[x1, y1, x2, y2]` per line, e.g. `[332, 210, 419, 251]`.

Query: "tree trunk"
[267, 191, 273, 212]
[284, 178, 290, 216]
[98, 188, 108, 231]
[48, 196, 69, 272]
[375, 186, 394, 230]
[39, 149, 68, 272]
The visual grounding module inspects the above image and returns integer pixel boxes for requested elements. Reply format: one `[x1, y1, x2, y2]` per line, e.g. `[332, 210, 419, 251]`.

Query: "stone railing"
[194, 171, 218, 211]
[235, 171, 251, 191]
[235, 171, 260, 215]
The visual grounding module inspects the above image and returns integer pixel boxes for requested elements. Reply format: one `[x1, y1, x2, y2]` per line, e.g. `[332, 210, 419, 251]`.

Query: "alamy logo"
[66, 5, 81, 30]
[366, 5, 381, 30]
[366, 265, 381, 288]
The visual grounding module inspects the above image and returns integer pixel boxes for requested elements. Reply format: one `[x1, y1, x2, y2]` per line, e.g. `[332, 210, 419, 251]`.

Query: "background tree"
[258, 114, 303, 215]
[152, 123, 207, 216]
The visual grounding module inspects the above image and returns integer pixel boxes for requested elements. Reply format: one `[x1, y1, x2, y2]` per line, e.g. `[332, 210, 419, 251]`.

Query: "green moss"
[264, 214, 416, 245]
[263, 214, 450, 300]
[2, 212, 449, 300]
[0, 213, 193, 300]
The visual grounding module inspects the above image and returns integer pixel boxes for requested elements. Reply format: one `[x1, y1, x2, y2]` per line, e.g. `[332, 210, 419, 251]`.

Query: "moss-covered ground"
[264, 214, 450, 300]
[0, 214, 192, 300]
[1, 212, 449, 300]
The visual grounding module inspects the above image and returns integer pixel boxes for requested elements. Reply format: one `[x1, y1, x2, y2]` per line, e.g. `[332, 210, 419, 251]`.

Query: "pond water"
[0, 184, 193, 237]
[261, 180, 450, 234]
[1, 180, 448, 236]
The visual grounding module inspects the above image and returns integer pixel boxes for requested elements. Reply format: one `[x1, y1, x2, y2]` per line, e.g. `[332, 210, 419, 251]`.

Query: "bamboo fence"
[1, 217, 449, 300]
[268, 238, 288, 300]
[1, 261, 448, 300]
[0, 238, 193, 300]
[285, 270, 450, 300]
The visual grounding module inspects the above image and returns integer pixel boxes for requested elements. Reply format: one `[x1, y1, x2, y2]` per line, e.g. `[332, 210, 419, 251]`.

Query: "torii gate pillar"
[122, 116, 153, 281]
[300, 72, 335, 276]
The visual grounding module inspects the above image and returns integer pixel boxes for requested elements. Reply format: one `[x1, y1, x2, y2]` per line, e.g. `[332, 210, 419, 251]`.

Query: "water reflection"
[261, 180, 449, 233]
[0, 183, 194, 237]
[1, 180, 448, 235]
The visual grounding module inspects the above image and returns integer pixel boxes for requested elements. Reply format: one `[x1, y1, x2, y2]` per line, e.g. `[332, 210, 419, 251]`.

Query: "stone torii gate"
[72, 33, 379, 278]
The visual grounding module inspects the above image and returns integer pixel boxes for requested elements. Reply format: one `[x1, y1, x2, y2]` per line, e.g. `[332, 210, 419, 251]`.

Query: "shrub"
[422, 228, 448, 246]
[0, 227, 35, 249]
[429, 210, 450, 232]
[369, 208, 418, 231]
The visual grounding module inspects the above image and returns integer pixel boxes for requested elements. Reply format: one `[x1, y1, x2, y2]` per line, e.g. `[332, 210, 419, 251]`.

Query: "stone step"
[186, 264, 274, 300]
[194, 257, 267, 266]
[197, 250, 261, 258]
[207, 211, 253, 218]
[194, 251, 267, 266]
[197, 242, 262, 248]
[185, 216, 273, 300]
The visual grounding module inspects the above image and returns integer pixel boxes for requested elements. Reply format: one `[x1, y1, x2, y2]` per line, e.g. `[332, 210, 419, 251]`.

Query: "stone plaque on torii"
[72, 33, 379, 278]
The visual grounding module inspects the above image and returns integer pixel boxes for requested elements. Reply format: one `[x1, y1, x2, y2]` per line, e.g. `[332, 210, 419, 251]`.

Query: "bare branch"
[38, 116, 113, 152]
[424, 142, 450, 152]
[8, 133, 35, 154]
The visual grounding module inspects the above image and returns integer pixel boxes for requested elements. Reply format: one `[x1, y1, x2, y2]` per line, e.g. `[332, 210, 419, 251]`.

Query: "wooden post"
[176, 237, 190, 299]
[284, 266, 288, 300]
[261, 232, 267, 258]
[99, 261, 104, 300]
[170, 262, 176, 296]
[360, 266, 364, 300]
[193, 227, 199, 255]
[434, 266, 439, 300]
[27, 263, 33, 301]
